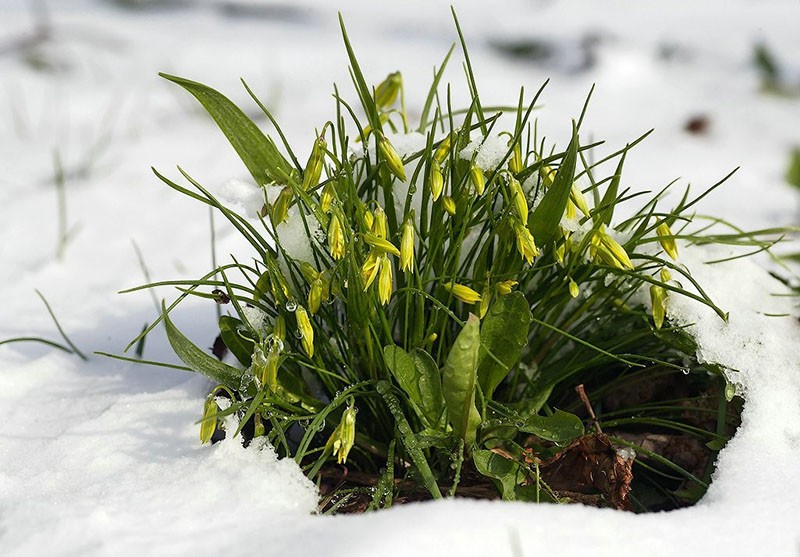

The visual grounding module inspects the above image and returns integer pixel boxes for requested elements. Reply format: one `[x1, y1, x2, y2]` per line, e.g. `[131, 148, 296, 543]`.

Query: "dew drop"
[294, 330, 304, 339]
[682, 368, 690, 375]
[285, 300, 298, 312]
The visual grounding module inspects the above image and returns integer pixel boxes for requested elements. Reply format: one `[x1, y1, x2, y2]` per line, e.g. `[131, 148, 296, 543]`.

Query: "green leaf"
[595, 147, 626, 227]
[442, 314, 482, 446]
[219, 316, 254, 367]
[472, 449, 522, 501]
[383, 345, 444, 429]
[530, 122, 579, 246]
[476, 292, 532, 399]
[785, 148, 800, 190]
[162, 302, 244, 393]
[160, 73, 293, 186]
[519, 409, 584, 443]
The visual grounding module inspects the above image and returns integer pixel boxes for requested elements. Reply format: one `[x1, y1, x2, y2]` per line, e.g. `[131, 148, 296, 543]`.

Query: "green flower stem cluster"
[124, 13, 778, 512]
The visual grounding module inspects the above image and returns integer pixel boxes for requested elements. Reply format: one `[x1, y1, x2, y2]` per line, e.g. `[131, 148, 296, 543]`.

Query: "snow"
[1, 1, 799, 556]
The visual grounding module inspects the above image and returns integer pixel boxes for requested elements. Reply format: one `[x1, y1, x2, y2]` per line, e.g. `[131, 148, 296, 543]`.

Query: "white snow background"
[1, 1, 799, 555]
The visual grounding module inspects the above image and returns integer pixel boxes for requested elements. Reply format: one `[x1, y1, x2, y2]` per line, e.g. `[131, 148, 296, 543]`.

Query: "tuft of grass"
[123, 14, 787, 512]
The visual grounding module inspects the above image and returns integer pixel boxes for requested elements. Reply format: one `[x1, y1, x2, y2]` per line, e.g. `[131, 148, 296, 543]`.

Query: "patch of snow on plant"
[460, 134, 509, 171]
[219, 178, 265, 218]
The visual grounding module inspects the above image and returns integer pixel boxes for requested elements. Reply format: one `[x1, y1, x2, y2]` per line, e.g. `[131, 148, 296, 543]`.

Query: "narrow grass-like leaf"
[160, 73, 293, 186]
[35, 290, 87, 361]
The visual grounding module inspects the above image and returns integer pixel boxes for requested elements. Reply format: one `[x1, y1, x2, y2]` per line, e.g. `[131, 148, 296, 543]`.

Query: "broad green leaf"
[442, 314, 482, 446]
[383, 345, 444, 429]
[472, 449, 522, 501]
[519, 409, 584, 443]
[476, 292, 532, 398]
[162, 302, 244, 393]
[530, 122, 579, 246]
[219, 316, 254, 367]
[160, 73, 293, 186]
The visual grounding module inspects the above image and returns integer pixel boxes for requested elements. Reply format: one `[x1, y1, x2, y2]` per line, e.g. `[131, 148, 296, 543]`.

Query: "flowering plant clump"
[125, 15, 770, 512]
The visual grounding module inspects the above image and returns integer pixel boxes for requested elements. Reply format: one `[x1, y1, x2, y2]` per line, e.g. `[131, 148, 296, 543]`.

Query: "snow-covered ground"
[1, 1, 799, 555]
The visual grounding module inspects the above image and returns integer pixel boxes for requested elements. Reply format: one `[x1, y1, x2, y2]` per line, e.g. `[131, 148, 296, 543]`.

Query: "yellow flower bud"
[433, 133, 453, 164]
[361, 251, 381, 290]
[372, 206, 388, 239]
[328, 213, 345, 260]
[295, 306, 314, 357]
[656, 222, 679, 260]
[469, 163, 485, 195]
[479, 284, 492, 318]
[273, 314, 286, 343]
[495, 280, 518, 296]
[253, 341, 280, 392]
[569, 279, 580, 298]
[271, 186, 292, 225]
[509, 139, 523, 174]
[443, 282, 482, 305]
[308, 278, 324, 314]
[650, 284, 667, 329]
[326, 400, 357, 464]
[570, 184, 591, 217]
[442, 195, 456, 216]
[378, 134, 406, 182]
[363, 209, 374, 231]
[430, 162, 444, 201]
[302, 135, 326, 191]
[374, 71, 402, 109]
[599, 231, 634, 271]
[509, 176, 528, 223]
[199, 395, 218, 444]
[514, 220, 540, 264]
[400, 216, 415, 272]
[539, 164, 556, 187]
[364, 233, 401, 257]
[320, 182, 335, 213]
[660, 267, 672, 283]
[298, 261, 320, 283]
[378, 256, 393, 305]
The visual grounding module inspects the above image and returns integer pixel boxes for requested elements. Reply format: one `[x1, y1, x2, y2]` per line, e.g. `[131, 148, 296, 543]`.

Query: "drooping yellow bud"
[320, 182, 335, 213]
[400, 216, 415, 272]
[495, 280, 518, 296]
[509, 139, 523, 174]
[308, 278, 324, 314]
[326, 400, 357, 464]
[372, 206, 388, 239]
[378, 256, 393, 305]
[253, 341, 280, 392]
[443, 282, 482, 305]
[430, 162, 444, 201]
[295, 306, 314, 357]
[649, 284, 667, 329]
[363, 209, 374, 231]
[514, 220, 540, 264]
[469, 163, 486, 195]
[271, 186, 292, 225]
[442, 195, 456, 216]
[364, 233, 401, 257]
[361, 251, 380, 290]
[479, 284, 492, 318]
[594, 228, 634, 271]
[273, 315, 286, 343]
[570, 184, 591, 217]
[328, 213, 345, 260]
[509, 176, 528, 223]
[374, 71, 402, 110]
[199, 395, 218, 444]
[660, 267, 672, 283]
[539, 164, 556, 187]
[569, 279, 580, 298]
[377, 134, 406, 182]
[433, 133, 453, 164]
[299, 261, 320, 283]
[302, 135, 327, 191]
[656, 222, 679, 260]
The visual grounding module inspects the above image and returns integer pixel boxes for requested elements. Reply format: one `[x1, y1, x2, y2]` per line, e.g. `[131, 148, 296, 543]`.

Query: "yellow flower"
[295, 306, 314, 357]
[363, 208, 374, 231]
[364, 233, 401, 257]
[302, 135, 326, 191]
[514, 220, 540, 264]
[320, 182, 335, 213]
[479, 284, 492, 318]
[328, 213, 345, 260]
[469, 163, 486, 195]
[199, 395, 218, 444]
[400, 216, 415, 272]
[509, 139, 523, 174]
[593, 227, 634, 271]
[570, 184, 591, 217]
[361, 251, 381, 290]
[374, 71, 402, 109]
[372, 206, 388, 239]
[273, 315, 286, 343]
[569, 279, 580, 298]
[308, 278, 323, 314]
[444, 282, 482, 305]
[433, 133, 453, 164]
[649, 284, 667, 329]
[430, 162, 444, 201]
[326, 400, 357, 464]
[509, 176, 528, 223]
[378, 256, 393, 305]
[495, 280, 518, 296]
[442, 195, 456, 216]
[656, 222, 679, 260]
[271, 186, 292, 225]
[660, 267, 672, 283]
[378, 134, 406, 182]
